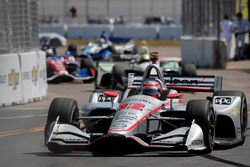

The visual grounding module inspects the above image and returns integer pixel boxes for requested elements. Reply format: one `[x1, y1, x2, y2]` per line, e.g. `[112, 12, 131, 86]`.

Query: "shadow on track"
[201, 154, 250, 167]
[26, 151, 196, 158]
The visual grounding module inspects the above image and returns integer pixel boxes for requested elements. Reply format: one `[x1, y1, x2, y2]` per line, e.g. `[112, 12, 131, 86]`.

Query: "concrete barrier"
[67, 25, 111, 39]
[39, 24, 65, 36]
[113, 25, 157, 40]
[37, 50, 48, 98]
[0, 53, 22, 106]
[0, 50, 47, 106]
[39, 24, 184, 40]
[159, 26, 182, 39]
[181, 37, 227, 68]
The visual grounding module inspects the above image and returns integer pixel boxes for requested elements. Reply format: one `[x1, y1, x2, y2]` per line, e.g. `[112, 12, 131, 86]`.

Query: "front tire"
[44, 98, 79, 153]
[186, 100, 215, 154]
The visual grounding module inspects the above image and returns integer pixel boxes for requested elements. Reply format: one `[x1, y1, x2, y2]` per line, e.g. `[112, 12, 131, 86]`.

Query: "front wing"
[46, 119, 207, 153]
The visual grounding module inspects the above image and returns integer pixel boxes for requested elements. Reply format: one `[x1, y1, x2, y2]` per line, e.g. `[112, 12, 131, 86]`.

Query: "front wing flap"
[47, 120, 207, 152]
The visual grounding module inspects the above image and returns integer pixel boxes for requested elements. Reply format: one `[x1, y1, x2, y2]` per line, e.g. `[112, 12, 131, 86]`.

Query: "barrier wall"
[0, 50, 47, 106]
[0, 53, 22, 105]
[67, 25, 111, 39]
[158, 26, 182, 39]
[40, 24, 182, 40]
[39, 24, 65, 36]
[181, 37, 227, 68]
[113, 25, 157, 40]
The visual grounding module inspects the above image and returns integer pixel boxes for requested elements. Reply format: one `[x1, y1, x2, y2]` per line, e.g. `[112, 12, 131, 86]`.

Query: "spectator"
[100, 30, 110, 44]
[233, 12, 250, 60]
[220, 14, 234, 60]
[70, 6, 77, 18]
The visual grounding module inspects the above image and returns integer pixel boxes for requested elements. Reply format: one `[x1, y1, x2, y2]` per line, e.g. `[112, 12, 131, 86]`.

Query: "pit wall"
[0, 50, 47, 106]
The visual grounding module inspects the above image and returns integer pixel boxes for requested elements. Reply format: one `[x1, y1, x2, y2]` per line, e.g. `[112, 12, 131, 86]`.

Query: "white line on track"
[0, 113, 47, 120]
[10, 107, 48, 111]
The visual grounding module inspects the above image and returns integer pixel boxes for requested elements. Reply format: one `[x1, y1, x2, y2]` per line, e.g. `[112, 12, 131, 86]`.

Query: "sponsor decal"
[63, 137, 88, 142]
[192, 139, 203, 145]
[127, 103, 145, 111]
[8, 69, 19, 90]
[0, 75, 7, 84]
[22, 72, 30, 80]
[32, 66, 38, 85]
[119, 103, 145, 111]
[119, 103, 128, 110]
[166, 78, 199, 85]
[42, 69, 47, 81]
[231, 107, 240, 116]
[98, 95, 113, 102]
[126, 98, 151, 104]
[215, 97, 232, 105]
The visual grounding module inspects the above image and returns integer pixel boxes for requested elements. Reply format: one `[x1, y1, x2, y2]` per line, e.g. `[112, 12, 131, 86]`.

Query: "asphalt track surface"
[0, 57, 250, 167]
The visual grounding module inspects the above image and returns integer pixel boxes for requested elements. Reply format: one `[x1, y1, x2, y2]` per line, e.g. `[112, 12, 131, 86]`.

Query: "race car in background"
[81, 39, 138, 61]
[44, 64, 247, 155]
[46, 48, 95, 83]
[95, 52, 197, 91]
[160, 57, 197, 76]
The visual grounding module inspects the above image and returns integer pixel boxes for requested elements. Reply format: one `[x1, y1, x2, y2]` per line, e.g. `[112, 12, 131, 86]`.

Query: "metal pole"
[63, 0, 67, 24]
[129, 0, 132, 22]
[107, 0, 110, 18]
[150, 0, 153, 16]
[42, 0, 45, 20]
[216, 0, 222, 68]
[173, 0, 176, 21]
[85, 0, 89, 23]
[240, 0, 243, 12]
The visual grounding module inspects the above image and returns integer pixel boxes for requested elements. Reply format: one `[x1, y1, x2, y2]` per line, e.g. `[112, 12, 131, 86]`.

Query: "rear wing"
[128, 73, 222, 92]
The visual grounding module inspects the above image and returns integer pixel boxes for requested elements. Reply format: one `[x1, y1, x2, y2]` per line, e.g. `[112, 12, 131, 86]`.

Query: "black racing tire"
[112, 65, 127, 90]
[80, 56, 95, 69]
[45, 98, 79, 153]
[181, 63, 197, 76]
[213, 91, 248, 145]
[113, 65, 126, 77]
[186, 100, 215, 154]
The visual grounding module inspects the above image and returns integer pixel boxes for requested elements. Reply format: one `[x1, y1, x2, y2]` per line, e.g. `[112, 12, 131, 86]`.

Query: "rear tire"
[45, 98, 79, 153]
[181, 64, 197, 76]
[80, 56, 95, 69]
[186, 100, 215, 154]
[112, 65, 127, 90]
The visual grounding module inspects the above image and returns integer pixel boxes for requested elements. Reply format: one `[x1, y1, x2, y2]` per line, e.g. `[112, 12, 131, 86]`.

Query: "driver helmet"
[142, 79, 162, 98]
[150, 52, 159, 64]
[66, 44, 77, 57]
[139, 47, 150, 63]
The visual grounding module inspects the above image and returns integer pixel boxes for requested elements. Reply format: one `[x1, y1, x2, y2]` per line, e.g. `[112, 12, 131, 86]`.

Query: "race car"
[46, 48, 95, 83]
[95, 53, 197, 91]
[160, 57, 197, 76]
[44, 64, 247, 155]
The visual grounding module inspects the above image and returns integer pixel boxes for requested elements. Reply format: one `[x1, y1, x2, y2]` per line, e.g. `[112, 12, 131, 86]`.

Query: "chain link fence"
[0, 0, 39, 54]
[182, 0, 236, 37]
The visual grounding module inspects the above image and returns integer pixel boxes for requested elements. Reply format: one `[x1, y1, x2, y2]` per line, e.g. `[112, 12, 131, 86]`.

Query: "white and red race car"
[44, 64, 247, 155]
